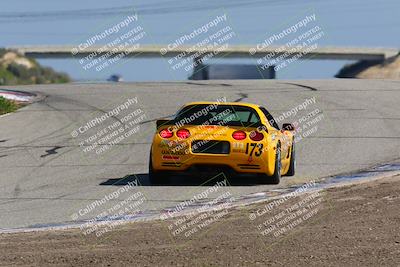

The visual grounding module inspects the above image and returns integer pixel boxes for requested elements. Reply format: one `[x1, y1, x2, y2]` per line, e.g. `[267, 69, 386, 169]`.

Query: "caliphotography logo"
[0, 0, 399, 266]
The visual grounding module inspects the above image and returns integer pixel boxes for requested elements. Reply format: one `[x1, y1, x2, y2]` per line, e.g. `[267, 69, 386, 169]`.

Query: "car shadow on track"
[99, 173, 269, 186]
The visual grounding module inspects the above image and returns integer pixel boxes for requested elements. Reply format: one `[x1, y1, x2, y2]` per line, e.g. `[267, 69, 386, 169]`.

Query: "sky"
[0, 0, 398, 81]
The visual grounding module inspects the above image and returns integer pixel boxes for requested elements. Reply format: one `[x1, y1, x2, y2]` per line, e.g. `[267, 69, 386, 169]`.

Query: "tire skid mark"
[279, 82, 318, 91]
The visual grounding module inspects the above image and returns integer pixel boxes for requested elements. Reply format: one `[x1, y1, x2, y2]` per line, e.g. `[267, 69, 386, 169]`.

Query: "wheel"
[148, 152, 169, 185]
[269, 145, 281, 184]
[285, 139, 296, 177]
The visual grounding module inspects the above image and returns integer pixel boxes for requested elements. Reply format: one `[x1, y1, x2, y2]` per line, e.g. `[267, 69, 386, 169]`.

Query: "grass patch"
[0, 96, 19, 115]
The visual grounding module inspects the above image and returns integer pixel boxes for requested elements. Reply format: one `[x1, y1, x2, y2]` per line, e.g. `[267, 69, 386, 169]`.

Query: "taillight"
[232, 130, 246, 140]
[176, 129, 190, 139]
[159, 129, 173, 138]
[250, 131, 264, 141]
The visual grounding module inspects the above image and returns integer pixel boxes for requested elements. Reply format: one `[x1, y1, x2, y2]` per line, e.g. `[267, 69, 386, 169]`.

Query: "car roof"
[182, 101, 261, 109]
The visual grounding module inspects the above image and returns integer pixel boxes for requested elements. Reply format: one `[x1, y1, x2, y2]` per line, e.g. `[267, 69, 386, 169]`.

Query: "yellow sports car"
[149, 102, 296, 184]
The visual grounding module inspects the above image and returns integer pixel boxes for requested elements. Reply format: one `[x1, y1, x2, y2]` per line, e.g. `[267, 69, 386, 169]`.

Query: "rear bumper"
[151, 131, 279, 176]
[152, 149, 273, 175]
[153, 164, 269, 180]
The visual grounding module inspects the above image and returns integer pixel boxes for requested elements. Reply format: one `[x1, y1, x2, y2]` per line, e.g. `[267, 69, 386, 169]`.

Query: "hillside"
[0, 48, 70, 85]
[336, 55, 400, 79]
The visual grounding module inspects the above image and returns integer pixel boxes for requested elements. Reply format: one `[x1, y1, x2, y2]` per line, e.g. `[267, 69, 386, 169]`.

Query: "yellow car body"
[150, 102, 295, 184]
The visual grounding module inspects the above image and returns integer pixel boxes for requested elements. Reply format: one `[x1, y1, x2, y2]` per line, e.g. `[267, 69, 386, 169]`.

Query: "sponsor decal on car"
[162, 155, 180, 161]
[161, 150, 187, 155]
[232, 142, 246, 153]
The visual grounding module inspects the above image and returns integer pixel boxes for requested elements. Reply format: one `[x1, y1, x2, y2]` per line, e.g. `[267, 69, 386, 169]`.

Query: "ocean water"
[1, 0, 398, 81]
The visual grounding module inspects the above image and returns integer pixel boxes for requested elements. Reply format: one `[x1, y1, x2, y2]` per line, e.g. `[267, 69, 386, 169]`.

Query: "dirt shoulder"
[1, 176, 400, 266]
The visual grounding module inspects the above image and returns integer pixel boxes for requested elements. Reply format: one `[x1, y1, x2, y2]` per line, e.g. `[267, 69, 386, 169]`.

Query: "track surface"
[0, 80, 399, 229]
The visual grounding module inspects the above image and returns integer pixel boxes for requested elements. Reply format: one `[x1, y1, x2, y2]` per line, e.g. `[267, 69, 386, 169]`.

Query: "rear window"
[174, 104, 261, 127]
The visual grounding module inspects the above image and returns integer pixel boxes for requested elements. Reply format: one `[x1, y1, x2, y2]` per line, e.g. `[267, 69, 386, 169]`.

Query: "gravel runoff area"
[1, 175, 399, 266]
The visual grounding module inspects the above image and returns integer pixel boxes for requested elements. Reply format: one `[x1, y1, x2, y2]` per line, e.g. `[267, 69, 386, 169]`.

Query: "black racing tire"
[148, 152, 169, 185]
[285, 139, 296, 177]
[269, 145, 281, 184]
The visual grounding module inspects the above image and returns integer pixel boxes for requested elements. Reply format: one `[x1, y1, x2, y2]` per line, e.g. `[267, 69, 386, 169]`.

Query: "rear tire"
[285, 139, 296, 177]
[270, 145, 281, 184]
[148, 152, 169, 185]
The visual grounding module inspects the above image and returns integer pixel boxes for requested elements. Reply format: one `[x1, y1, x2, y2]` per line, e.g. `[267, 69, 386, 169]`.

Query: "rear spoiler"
[156, 119, 174, 129]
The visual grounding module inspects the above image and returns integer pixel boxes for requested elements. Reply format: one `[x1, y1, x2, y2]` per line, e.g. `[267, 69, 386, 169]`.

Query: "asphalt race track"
[0, 79, 399, 230]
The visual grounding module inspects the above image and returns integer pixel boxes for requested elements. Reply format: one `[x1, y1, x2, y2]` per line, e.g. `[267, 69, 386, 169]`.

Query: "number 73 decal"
[245, 143, 263, 157]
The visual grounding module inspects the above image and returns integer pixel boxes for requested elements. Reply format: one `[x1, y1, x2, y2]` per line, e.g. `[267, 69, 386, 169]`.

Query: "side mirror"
[282, 123, 295, 131]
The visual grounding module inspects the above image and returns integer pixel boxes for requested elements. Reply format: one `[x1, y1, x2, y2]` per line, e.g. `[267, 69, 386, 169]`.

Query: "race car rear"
[149, 102, 290, 183]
